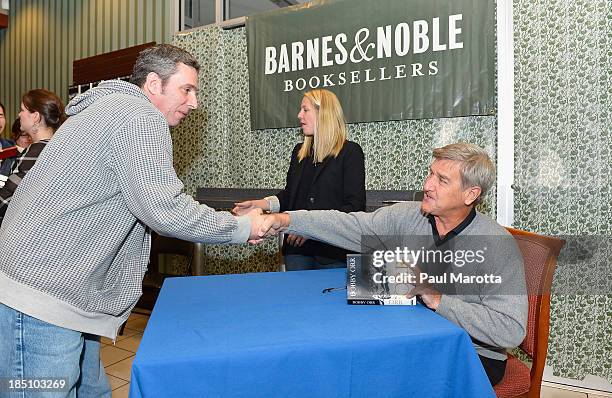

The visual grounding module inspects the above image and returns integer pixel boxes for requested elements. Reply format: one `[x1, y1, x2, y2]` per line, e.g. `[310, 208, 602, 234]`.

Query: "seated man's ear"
[463, 186, 482, 206]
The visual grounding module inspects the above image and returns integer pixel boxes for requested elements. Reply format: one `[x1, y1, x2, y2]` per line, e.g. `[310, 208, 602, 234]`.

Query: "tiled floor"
[101, 312, 149, 398]
[103, 312, 611, 398]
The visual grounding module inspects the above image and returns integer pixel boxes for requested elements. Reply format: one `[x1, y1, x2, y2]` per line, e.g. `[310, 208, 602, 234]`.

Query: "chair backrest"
[505, 227, 565, 397]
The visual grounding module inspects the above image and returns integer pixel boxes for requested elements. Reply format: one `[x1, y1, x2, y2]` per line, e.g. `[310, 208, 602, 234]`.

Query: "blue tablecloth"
[130, 269, 494, 398]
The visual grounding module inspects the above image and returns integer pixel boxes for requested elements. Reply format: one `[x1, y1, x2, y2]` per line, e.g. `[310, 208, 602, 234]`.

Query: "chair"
[137, 233, 194, 310]
[119, 233, 194, 335]
[494, 228, 566, 398]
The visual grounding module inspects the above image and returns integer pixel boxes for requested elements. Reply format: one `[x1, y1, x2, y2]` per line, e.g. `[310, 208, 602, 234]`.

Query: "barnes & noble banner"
[247, 0, 495, 130]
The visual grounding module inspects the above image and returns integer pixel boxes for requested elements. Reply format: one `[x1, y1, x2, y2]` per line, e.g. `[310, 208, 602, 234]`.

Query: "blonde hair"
[432, 143, 496, 204]
[297, 89, 347, 163]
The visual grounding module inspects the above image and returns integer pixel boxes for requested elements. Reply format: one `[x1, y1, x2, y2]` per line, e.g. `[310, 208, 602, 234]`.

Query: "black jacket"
[277, 140, 366, 261]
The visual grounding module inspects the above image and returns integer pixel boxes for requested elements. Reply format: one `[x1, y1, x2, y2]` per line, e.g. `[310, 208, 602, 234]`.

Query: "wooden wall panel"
[0, 0, 174, 135]
[72, 41, 155, 85]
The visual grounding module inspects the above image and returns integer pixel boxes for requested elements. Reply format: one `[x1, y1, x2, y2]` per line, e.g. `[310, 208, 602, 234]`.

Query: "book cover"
[0, 146, 18, 160]
[346, 254, 417, 305]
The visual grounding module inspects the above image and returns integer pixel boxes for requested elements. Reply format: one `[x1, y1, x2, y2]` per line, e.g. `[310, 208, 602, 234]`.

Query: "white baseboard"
[543, 365, 612, 394]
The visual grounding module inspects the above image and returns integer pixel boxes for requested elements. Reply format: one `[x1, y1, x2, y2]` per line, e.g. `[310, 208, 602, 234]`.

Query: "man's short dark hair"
[130, 44, 200, 88]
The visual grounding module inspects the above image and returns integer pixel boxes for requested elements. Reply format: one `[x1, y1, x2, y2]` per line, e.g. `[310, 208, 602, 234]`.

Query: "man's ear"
[142, 72, 163, 96]
[464, 186, 482, 206]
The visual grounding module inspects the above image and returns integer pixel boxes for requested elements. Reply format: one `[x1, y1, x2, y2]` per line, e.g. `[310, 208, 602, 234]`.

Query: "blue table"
[130, 269, 494, 398]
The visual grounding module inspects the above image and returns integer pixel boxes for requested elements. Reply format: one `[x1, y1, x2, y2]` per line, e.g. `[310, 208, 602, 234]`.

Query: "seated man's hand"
[406, 265, 442, 310]
[407, 285, 441, 311]
[257, 213, 290, 240]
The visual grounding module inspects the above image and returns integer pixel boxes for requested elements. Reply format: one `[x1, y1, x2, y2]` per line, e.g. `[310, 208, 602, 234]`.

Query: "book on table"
[346, 254, 417, 305]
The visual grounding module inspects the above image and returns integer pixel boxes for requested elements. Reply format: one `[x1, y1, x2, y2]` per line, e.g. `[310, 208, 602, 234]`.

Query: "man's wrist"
[430, 294, 441, 311]
[279, 212, 290, 228]
[231, 215, 252, 243]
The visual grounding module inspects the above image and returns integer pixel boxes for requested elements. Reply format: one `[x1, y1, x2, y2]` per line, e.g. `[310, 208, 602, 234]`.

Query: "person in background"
[0, 102, 5, 134]
[0, 90, 65, 223]
[12, 118, 33, 152]
[0, 44, 265, 398]
[0, 119, 33, 181]
[233, 89, 366, 270]
[0, 102, 17, 177]
[258, 143, 528, 386]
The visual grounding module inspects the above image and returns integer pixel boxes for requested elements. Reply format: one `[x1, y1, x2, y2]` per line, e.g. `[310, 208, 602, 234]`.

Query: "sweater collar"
[427, 207, 476, 246]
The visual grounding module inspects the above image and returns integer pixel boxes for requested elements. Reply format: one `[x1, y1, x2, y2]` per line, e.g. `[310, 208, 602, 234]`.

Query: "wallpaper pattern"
[513, 0, 611, 382]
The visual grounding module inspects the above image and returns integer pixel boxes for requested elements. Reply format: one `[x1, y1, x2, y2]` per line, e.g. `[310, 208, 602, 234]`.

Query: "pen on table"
[321, 286, 346, 294]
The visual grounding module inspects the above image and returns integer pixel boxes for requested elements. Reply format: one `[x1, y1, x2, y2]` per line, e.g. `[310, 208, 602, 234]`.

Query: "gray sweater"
[288, 202, 527, 360]
[0, 81, 250, 339]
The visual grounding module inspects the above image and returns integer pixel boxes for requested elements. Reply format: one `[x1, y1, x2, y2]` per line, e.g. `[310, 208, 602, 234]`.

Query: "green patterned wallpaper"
[514, 0, 611, 383]
[170, 26, 497, 275]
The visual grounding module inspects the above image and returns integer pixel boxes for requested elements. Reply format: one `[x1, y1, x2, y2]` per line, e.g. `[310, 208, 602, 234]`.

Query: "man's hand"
[407, 284, 442, 310]
[286, 234, 308, 247]
[243, 212, 290, 244]
[244, 208, 265, 244]
[257, 213, 290, 241]
[232, 199, 269, 216]
[406, 265, 442, 310]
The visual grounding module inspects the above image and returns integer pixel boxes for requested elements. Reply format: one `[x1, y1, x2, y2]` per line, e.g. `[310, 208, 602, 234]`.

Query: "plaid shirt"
[0, 139, 49, 223]
[0, 81, 250, 338]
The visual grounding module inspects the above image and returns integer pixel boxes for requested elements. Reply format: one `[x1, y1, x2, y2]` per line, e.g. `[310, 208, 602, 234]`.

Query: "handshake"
[232, 200, 291, 244]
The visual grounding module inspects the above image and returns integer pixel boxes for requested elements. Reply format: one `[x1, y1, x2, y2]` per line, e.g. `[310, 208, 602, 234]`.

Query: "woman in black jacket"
[234, 89, 365, 270]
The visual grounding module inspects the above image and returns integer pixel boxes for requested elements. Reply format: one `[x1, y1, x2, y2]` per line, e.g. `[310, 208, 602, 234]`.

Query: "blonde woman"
[234, 89, 365, 270]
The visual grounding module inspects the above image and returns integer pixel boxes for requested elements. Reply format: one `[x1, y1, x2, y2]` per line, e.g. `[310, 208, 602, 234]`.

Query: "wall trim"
[496, 0, 515, 227]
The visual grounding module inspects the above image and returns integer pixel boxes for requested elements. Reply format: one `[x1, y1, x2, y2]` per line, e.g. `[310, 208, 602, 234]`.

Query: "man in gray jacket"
[259, 143, 527, 386]
[0, 45, 263, 397]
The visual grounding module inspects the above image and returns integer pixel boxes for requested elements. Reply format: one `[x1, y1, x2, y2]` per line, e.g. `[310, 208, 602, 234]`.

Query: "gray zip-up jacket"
[0, 80, 250, 339]
[287, 202, 528, 361]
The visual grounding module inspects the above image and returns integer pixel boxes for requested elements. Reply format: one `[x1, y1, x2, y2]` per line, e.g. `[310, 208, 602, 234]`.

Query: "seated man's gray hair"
[130, 44, 200, 88]
[432, 143, 495, 204]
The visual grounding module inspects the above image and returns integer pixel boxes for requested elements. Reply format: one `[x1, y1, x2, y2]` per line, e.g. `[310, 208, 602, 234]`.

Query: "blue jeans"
[0, 303, 111, 398]
[284, 254, 346, 271]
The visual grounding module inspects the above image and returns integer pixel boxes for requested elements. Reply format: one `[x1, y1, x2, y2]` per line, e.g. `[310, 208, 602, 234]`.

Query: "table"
[130, 269, 495, 398]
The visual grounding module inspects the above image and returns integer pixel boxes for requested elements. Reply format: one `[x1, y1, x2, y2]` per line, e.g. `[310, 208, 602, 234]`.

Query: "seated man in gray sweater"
[259, 142, 527, 386]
